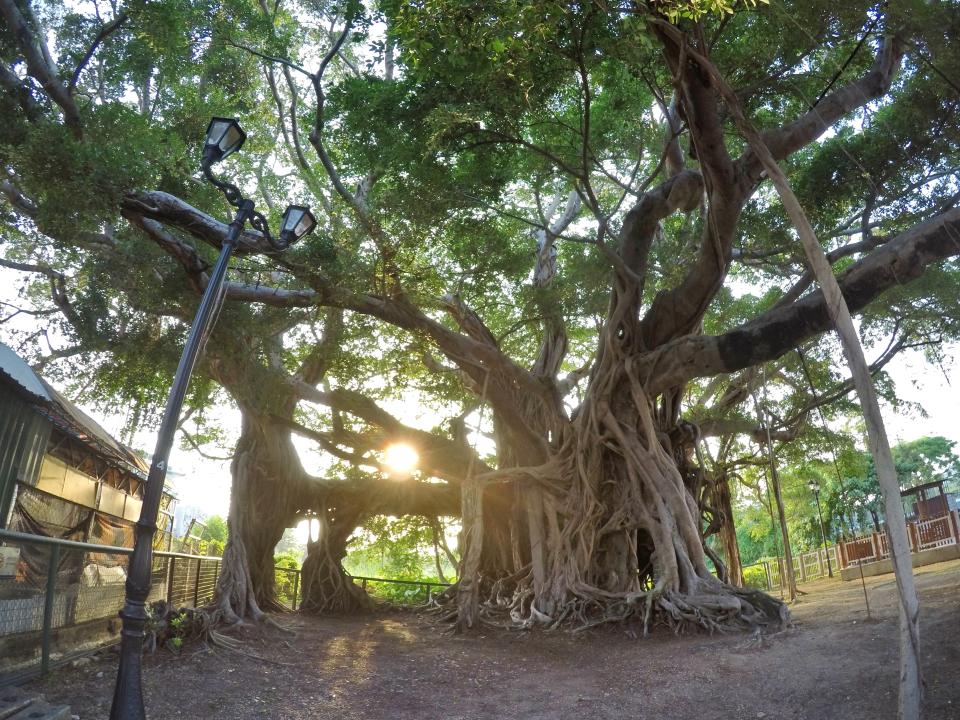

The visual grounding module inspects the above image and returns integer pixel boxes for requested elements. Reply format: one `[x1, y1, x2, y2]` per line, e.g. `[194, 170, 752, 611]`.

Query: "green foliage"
[196, 514, 228, 556]
[201, 515, 228, 542]
[274, 550, 301, 608]
[1, 0, 959, 601]
[655, 0, 770, 22]
[1, 0, 955, 429]
[741, 563, 768, 590]
[732, 435, 960, 561]
[344, 515, 457, 585]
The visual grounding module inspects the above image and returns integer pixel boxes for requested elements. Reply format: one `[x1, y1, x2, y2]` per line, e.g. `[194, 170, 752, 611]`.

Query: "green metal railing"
[273, 566, 452, 610]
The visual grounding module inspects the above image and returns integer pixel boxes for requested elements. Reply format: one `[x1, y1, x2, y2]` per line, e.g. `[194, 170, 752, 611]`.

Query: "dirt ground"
[28, 559, 960, 720]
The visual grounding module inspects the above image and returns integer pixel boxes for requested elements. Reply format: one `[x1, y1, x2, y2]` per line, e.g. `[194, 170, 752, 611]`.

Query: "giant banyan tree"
[1, 0, 959, 635]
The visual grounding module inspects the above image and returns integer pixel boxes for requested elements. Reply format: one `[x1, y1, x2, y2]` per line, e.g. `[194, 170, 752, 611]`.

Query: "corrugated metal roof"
[0, 342, 147, 479]
[37, 380, 149, 479]
[0, 342, 51, 402]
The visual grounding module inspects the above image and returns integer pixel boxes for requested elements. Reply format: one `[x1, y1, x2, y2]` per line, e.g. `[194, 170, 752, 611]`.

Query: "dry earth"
[28, 559, 960, 719]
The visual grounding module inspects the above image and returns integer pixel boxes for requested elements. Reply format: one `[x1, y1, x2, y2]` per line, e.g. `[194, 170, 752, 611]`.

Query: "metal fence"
[272, 566, 452, 610]
[0, 528, 221, 684]
[0, 528, 457, 683]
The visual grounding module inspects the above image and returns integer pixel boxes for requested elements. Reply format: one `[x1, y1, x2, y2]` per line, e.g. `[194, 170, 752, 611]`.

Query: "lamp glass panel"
[220, 124, 242, 153]
[206, 119, 230, 148]
[282, 207, 305, 233]
[294, 212, 316, 237]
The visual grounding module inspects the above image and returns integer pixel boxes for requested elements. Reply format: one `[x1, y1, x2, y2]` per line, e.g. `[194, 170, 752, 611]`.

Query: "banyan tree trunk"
[715, 476, 743, 587]
[215, 411, 303, 622]
[457, 289, 788, 634]
[298, 505, 370, 613]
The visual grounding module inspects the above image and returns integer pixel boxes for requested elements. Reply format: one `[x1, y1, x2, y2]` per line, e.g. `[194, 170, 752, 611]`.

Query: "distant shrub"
[274, 552, 301, 608]
[742, 563, 769, 590]
[361, 577, 447, 606]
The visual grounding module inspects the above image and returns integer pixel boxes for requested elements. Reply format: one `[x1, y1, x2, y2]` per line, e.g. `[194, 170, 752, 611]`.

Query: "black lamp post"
[808, 479, 833, 578]
[110, 117, 316, 720]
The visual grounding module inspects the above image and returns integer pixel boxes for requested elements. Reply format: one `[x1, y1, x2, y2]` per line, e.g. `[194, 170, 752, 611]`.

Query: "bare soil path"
[29, 560, 960, 719]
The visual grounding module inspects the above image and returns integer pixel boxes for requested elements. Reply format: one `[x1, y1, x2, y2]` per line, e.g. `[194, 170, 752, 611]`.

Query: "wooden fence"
[742, 545, 839, 591]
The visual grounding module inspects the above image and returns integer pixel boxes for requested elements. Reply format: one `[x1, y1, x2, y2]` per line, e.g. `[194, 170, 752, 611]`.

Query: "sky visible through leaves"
[1, 265, 956, 519]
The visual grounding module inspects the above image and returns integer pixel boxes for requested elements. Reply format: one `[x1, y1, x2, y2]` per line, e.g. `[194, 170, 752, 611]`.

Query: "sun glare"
[383, 443, 419, 477]
[293, 517, 320, 544]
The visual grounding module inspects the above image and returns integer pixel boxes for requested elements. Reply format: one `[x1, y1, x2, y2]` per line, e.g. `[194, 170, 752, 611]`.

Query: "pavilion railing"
[836, 509, 960, 568]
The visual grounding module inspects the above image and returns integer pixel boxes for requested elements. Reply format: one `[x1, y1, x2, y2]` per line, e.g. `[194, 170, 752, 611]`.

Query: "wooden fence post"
[166, 557, 176, 605]
[193, 559, 202, 607]
[948, 511, 960, 544]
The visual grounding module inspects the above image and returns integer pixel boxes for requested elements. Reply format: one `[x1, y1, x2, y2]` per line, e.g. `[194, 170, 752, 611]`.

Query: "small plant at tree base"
[143, 602, 215, 655]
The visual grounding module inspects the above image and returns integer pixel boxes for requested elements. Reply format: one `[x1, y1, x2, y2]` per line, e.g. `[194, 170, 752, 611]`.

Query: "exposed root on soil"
[207, 630, 298, 666]
[145, 599, 299, 664]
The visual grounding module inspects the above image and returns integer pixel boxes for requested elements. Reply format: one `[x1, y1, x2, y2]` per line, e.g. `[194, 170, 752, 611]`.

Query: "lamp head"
[203, 117, 246, 165]
[279, 204, 317, 245]
[808, 479, 821, 494]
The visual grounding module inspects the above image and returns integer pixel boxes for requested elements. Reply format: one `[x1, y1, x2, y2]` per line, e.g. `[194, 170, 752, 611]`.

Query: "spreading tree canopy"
[1, 0, 959, 635]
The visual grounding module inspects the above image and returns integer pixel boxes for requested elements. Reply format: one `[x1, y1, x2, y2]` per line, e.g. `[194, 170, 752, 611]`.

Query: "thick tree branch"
[0, 179, 39, 215]
[632, 24, 745, 349]
[125, 189, 563, 451]
[0, 61, 41, 120]
[0, 0, 82, 137]
[640, 207, 960, 395]
[68, 13, 128, 93]
[737, 32, 907, 189]
[287, 382, 491, 483]
[773, 234, 891, 309]
[122, 191, 277, 255]
[321, 474, 461, 518]
[698, 417, 802, 445]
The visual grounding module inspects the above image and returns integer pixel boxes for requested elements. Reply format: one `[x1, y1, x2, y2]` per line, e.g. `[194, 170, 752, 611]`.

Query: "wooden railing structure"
[741, 545, 839, 591]
[837, 509, 960, 568]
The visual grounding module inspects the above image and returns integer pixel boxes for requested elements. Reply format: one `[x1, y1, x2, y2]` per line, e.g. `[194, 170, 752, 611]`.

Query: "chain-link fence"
[0, 529, 220, 684]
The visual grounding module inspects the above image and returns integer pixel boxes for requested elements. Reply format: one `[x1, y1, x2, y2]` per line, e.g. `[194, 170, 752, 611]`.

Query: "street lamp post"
[110, 117, 316, 720]
[808, 479, 833, 578]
